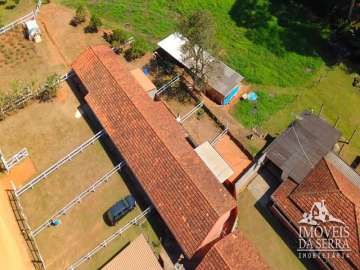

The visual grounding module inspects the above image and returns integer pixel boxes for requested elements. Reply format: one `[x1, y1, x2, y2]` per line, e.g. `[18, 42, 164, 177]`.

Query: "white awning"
[195, 141, 234, 183]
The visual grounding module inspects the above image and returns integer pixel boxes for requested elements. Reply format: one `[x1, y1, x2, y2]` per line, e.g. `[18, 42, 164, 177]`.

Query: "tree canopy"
[179, 10, 218, 91]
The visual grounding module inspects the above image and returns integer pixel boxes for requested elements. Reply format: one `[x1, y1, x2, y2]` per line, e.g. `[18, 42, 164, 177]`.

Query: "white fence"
[32, 162, 125, 237]
[67, 206, 153, 270]
[15, 130, 105, 197]
[177, 102, 204, 123]
[0, 0, 42, 35]
[0, 71, 74, 116]
[0, 11, 35, 35]
[156, 75, 180, 96]
[4, 148, 29, 171]
[210, 127, 229, 145]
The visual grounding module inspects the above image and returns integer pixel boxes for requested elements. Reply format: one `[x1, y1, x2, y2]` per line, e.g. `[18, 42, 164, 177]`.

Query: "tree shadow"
[229, 0, 337, 65]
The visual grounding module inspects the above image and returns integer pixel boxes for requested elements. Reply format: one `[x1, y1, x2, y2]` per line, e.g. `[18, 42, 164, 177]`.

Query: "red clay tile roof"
[196, 230, 270, 270]
[272, 157, 360, 270]
[71, 45, 236, 258]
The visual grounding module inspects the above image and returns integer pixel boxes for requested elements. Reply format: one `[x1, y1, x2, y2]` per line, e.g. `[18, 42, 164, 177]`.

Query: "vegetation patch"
[231, 91, 294, 128]
[57, 0, 325, 87]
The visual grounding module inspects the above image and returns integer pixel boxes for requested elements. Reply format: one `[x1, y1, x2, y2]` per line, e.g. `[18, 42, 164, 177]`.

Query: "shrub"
[86, 15, 102, 33]
[124, 39, 146, 61]
[111, 28, 129, 44]
[72, 5, 87, 26]
[37, 74, 61, 102]
[110, 28, 130, 52]
[5, 4, 16, 9]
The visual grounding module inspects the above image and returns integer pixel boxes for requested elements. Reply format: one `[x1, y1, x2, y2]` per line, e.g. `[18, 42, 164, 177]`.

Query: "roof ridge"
[91, 46, 226, 217]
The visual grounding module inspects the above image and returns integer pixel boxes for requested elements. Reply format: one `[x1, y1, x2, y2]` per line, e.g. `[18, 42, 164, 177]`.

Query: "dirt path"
[38, 3, 107, 65]
[0, 182, 34, 270]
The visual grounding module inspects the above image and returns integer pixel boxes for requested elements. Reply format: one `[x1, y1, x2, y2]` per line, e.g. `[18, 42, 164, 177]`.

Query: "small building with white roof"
[157, 33, 245, 105]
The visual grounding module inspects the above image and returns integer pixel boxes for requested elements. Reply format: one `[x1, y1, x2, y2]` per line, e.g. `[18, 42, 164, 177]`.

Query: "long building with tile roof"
[71, 45, 236, 259]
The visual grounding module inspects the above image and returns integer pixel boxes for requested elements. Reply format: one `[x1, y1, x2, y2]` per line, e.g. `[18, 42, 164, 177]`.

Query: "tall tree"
[179, 11, 218, 91]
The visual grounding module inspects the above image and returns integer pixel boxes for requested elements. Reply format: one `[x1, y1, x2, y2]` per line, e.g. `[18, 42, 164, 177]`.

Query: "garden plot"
[0, 83, 159, 270]
[0, 24, 66, 91]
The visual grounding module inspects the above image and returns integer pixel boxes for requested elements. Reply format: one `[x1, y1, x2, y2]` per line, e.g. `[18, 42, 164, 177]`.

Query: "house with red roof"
[271, 151, 360, 270]
[196, 229, 270, 270]
[71, 45, 237, 260]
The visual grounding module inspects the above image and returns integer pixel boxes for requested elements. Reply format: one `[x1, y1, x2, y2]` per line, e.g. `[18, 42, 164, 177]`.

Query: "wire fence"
[0, 11, 36, 35]
[15, 129, 105, 197]
[7, 189, 46, 270]
[32, 162, 125, 236]
[67, 206, 153, 270]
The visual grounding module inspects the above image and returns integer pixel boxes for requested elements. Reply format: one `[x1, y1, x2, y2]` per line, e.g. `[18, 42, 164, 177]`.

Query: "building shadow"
[252, 166, 319, 270]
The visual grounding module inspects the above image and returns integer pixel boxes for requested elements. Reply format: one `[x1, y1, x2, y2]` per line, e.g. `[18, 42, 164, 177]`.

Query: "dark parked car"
[106, 195, 136, 226]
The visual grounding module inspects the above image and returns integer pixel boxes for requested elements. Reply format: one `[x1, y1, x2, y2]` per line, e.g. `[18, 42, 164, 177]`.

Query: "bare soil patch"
[38, 3, 107, 65]
[162, 86, 222, 146]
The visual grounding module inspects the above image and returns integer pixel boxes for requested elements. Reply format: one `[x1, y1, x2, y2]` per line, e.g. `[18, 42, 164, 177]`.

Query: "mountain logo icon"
[299, 200, 345, 226]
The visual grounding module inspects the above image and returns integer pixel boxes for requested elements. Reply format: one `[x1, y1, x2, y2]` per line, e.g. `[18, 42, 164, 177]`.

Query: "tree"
[179, 11, 218, 91]
[74, 5, 87, 25]
[86, 15, 102, 33]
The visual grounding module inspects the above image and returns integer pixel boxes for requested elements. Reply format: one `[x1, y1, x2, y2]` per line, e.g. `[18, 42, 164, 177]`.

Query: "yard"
[0, 24, 66, 91]
[0, 2, 106, 92]
[162, 83, 223, 146]
[0, 0, 34, 25]
[232, 66, 360, 171]
[53, 0, 359, 166]
[237, 168, 318, 270]
[0, 83, 160, 270]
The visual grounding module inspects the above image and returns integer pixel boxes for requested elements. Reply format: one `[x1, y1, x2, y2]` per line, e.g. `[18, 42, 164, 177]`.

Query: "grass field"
[0, 0, 35, 25]
[54, 0, 359, 165]
[232, 66, 360, 168]
[57, 0, 324, 87]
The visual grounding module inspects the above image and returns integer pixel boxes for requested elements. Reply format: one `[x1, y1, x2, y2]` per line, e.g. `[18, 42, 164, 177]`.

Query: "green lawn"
[54, 0, 359, 165]
[260, 66, 359, 168]
[56, 0, 324, 87]
[0, 0, 35, 26]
